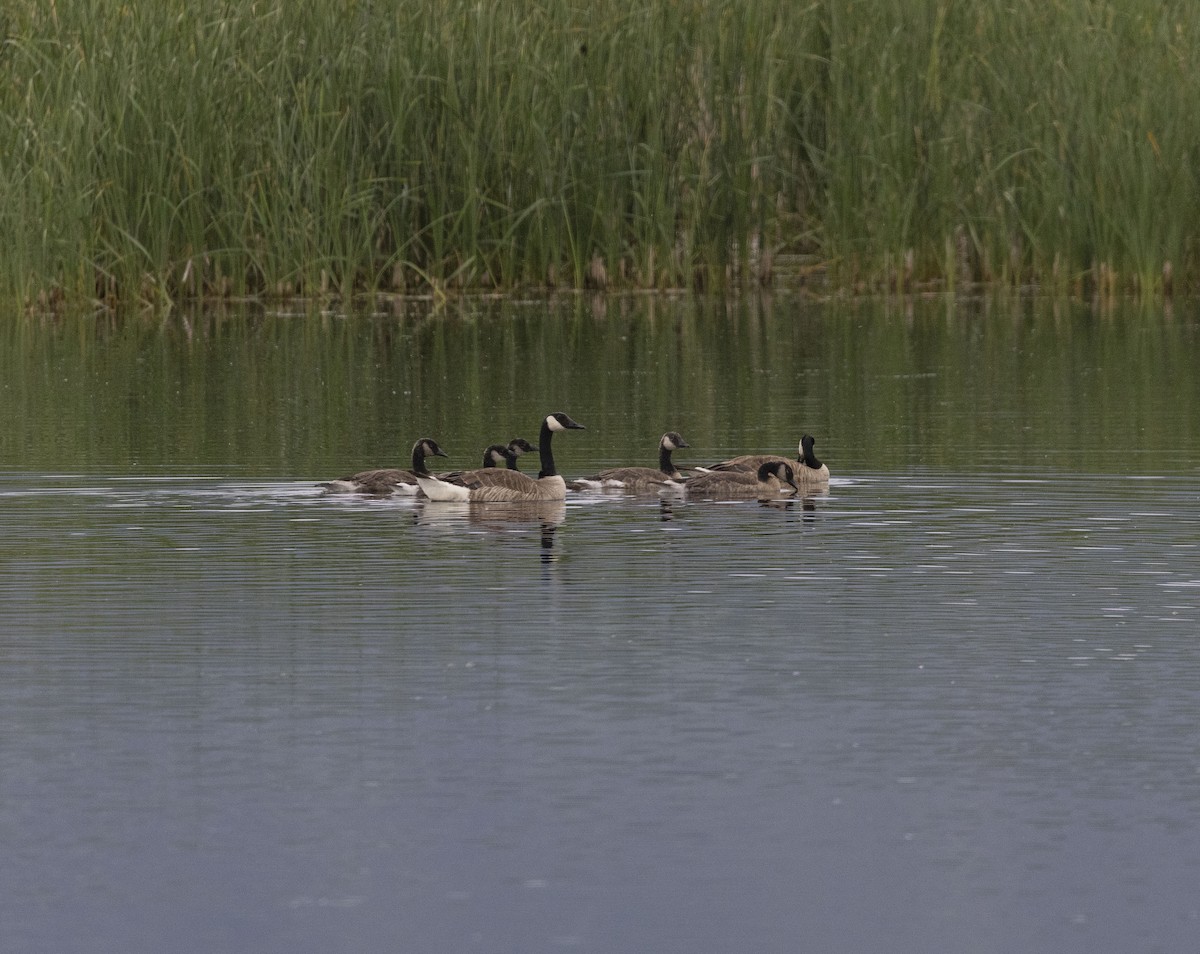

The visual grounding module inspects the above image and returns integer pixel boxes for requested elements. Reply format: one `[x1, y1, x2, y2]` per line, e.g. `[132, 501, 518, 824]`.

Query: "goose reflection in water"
[764, 487, 828, 509]
[413, 499, 566, 561]
[759, 491, 827, 527]
[656, 490, 827, 526]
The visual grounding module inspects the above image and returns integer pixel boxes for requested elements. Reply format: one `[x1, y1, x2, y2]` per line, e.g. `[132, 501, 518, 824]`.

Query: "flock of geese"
[320, 412, 830, 503]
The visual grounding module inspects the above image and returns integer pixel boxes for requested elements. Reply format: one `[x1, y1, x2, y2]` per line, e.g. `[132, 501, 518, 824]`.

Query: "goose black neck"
[801, 442, 822, 470]
[538, 419, 558, 478]
[411, 444, 431, 476]
[507, 455, 519, 471]
[658, 443, 675, 475]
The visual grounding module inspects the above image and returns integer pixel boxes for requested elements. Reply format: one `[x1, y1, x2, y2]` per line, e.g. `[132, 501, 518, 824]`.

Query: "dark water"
[1, 296, 1199, 954]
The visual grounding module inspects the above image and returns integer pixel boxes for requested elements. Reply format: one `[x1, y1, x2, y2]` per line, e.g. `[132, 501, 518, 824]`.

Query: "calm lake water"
[1, 294, 1198, 954]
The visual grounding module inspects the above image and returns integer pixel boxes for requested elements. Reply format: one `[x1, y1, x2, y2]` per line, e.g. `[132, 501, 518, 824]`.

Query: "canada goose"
[481, 438, 536, 470]
[702, 434, 830, 484]
[319, 438, 448, 495]
[569, 431, 690, 492]
[680, 460, 799, 499]
[417, 412, 586, 502]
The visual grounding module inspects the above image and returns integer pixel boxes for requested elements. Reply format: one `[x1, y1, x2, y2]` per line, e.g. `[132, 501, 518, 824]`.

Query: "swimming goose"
[319, 438, 448, 495]
[417, 412, 586, 502]
[481, 438, 537, 470]
[681, 460, 799, 499]
[702, 434, 830, 484]
[569, 431, 690, 492]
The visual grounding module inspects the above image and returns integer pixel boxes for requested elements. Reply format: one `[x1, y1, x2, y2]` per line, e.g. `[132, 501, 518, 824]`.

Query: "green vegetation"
[2, 1, 1198, 306]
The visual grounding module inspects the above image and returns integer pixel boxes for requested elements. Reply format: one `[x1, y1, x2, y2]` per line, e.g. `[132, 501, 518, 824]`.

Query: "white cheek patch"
[546, 415, 564, 432]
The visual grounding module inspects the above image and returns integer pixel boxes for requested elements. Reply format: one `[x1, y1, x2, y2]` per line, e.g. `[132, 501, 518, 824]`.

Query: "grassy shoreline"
[3, 1, 1197, 307]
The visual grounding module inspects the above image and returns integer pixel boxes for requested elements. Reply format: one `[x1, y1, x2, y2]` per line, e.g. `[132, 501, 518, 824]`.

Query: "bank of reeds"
[2, 1, 1198, 306]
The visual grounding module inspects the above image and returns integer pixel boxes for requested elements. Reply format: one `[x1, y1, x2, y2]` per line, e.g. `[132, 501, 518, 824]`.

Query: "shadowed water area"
[1, 296, 1198, 953]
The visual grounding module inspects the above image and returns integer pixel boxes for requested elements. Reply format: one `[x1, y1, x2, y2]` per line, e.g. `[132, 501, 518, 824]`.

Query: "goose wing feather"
[574, 466, 672, 491]
[423, 468, 566, 502]
[349, 467, 419, 485]
[683, 468, 795, 499]
[704, 454, 781, 472]
[438, 469, 536, 491]
[320, 468, 420, 495]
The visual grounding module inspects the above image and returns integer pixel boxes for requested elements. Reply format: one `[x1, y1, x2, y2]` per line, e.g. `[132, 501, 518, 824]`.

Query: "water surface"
[1, 295, 1198, 954]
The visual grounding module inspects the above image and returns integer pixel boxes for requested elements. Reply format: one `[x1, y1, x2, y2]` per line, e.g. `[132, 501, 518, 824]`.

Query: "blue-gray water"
[2, 296, 1199, 953]
[3, 472, 1198, 954]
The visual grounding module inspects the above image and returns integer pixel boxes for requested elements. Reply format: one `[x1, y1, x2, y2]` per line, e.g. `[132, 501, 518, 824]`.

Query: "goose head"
[661, 432, 689, 451]
[482, 438, 536, 469]
[759, 460, 799, 492]
[545, 412, 586, 432]
[482, 444, 511, 467]
[412, 438, 449, 474]
[413, 438, 448, 460]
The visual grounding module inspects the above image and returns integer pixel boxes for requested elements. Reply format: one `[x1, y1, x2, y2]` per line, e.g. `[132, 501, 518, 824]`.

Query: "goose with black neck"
[320, 438, 448, 496]
[418, 413, 585, 502]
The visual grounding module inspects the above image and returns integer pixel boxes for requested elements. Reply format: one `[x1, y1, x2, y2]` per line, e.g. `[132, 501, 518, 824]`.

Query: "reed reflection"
[3, 297, 1196, 480]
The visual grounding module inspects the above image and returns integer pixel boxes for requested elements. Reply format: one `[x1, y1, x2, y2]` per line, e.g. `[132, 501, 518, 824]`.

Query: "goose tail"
[416, 475, 472, 502]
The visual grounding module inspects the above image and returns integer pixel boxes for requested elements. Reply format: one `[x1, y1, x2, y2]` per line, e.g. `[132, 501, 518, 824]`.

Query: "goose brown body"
[682, 460, 799, 499]
[319, 438, 447, 495]
[570, 431, 689, 492]
[703, 434, 830, 484]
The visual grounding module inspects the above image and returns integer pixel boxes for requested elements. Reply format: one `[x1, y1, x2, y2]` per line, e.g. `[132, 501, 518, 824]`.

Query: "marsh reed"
[2, 0, 1198, 306]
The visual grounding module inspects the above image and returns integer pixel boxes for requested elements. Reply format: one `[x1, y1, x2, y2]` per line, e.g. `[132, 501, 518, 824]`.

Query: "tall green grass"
[820, 0, 1200, 295]
[2, 0, 1198, 306]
